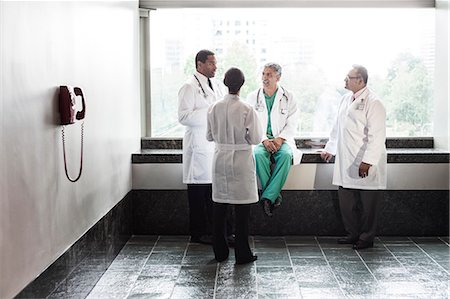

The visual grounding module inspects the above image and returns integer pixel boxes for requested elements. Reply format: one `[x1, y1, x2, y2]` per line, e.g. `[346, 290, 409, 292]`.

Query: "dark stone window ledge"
[132, 148, 450, 164]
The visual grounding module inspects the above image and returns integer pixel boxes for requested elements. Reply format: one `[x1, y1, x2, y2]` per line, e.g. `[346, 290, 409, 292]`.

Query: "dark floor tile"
[145, 251, 185, 265]
[47, 289, 92, 299]
[284, 236, 317, 245]
[385, 244, 426, 257]
[257, 266, 298, 294]
[176, 265, 217, 286]
[170, 285, 214, 298]
[294, 265, 337, 287]
[375, 281, 431, 297]
[253, 251, 291, 267]
[87, 287, 129, 299]
[287, 245, 322, 257]
[378, 236, 414, 244]
[182, 254, 216, 265]
[257, 293, 300, 299]
[185, 243, 213, 252]
[366, 264, 412, 281]
[77, 252, 113, 272]
[119, 244, 154, 256]
[322, 248, 361, 261]
[127, 294, 170, 299]
[290, 256, 328, 267]
[140, 265, 181, 278]
[15, 266, 73, 298]
[299, 287, 343, 298]
[358, 251, 398, 263]
[253, 236, 286, 249]
[316, 236, 341, 248]
[216, 260, 256, 289]
[215, 287, 257, 299]
[127, 235, 159, 244]
[128, 275, 176, 296]
[81, 235, 449, 299]
[439, 236, 449, 244]
[434, 259, 450, 271]
[95, 270, 140, 288]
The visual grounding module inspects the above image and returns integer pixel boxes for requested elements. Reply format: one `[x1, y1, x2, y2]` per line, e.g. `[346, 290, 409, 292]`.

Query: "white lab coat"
[207, 94, 263, 204]
[178, 71, 225, 184]
[324, 88, 387, 190]
[246, 86, 302, 164]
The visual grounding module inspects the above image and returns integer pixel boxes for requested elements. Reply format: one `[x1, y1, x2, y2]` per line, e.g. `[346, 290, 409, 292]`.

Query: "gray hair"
[264, 62, 282, 76]
[352, 64, 368, 84]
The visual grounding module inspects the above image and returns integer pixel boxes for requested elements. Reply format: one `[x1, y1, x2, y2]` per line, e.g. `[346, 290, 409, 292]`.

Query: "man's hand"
[320, 151, 333, 162]
[262, 139, 277, 154]
[359, 162, 372, 178]
[272, 137, 284, 151]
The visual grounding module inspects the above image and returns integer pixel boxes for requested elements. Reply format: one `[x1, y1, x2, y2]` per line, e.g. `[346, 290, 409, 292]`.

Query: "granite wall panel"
[132, 190, 449, 236]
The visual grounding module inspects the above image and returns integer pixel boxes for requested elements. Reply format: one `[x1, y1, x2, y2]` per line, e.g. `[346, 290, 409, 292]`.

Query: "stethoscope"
[254, 86, 289, 115]
[193, 74, 208, 99]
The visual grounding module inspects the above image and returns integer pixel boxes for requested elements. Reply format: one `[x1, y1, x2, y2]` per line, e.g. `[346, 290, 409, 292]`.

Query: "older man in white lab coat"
[247, 63, 302, 217]
[178, 49, 225, 244]
[321, 65, 386, 250]
[207, 67, 263, 264]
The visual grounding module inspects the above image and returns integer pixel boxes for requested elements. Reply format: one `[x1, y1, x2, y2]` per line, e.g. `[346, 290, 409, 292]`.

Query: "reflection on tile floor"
[86, 236, 449, 299]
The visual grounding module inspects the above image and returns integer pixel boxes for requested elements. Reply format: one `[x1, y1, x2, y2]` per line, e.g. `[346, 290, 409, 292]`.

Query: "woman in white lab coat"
[207, 67, 263, 264]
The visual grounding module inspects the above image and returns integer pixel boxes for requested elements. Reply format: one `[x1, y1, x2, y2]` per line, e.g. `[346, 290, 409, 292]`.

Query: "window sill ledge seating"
[132, 137, 449, 164]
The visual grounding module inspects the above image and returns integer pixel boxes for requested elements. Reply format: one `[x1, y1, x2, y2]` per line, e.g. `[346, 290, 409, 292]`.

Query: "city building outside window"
[147, 8, 435, 138]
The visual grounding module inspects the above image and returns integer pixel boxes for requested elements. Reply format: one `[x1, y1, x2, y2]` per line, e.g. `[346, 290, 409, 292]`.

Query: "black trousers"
[187, 184, 213, 238]
[213, 202, 253, 263]
[338, 186, 383, 242]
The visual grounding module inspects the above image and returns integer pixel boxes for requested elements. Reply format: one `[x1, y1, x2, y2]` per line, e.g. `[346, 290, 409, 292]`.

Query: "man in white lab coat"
[321, 65, 386, 250]
[207, 67, 263, 264]
[247, 63, 302, 217]
[178, 50, 225, 244]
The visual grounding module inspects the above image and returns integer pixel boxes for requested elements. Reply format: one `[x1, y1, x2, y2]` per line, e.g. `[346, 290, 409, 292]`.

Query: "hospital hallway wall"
[0, 1, 140, 298]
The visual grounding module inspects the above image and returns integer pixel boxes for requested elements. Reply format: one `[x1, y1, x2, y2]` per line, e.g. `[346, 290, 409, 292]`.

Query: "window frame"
[139, 0, 438, 138]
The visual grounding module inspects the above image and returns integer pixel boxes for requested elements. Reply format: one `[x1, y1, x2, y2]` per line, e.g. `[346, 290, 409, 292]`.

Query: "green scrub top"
[264, 89, 278, 139]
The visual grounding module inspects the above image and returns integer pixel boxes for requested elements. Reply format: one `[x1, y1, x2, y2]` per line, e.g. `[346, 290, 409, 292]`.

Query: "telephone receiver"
[59, 86, 86, 125]
[59, 85, 86, 182]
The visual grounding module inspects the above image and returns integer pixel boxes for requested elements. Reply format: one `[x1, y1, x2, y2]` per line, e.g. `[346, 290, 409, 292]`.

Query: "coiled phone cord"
[61, 122, 84, 182]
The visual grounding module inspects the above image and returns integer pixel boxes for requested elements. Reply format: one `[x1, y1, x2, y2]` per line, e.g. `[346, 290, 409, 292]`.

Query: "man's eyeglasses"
[346, 75, 360, 80]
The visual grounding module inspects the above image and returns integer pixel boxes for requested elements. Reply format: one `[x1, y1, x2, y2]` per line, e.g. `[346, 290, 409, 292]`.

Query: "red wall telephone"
[59, 86, 86, 182]
[59, 86, 86, 125]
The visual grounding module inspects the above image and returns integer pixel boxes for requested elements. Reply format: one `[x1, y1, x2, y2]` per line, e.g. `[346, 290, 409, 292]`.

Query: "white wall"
[0, 1, 140, 299]
[434, 0, 449, 150]
[132, 163, 450, 190]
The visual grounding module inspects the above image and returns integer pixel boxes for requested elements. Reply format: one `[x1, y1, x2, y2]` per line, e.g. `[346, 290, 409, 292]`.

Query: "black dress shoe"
[273, 195, 282, 209]
[352, 240, 374, 250]
[236, 255, 257, 265]
[261, 199, 273, 217]
[337, 237, 358, 244]
[191, 235, 212, 245]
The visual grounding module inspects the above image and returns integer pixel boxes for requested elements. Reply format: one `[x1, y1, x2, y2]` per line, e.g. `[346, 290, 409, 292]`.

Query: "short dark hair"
[223, 67, 245, 95]
[352, 64, 368, 84]
[195, 50, 215, 69]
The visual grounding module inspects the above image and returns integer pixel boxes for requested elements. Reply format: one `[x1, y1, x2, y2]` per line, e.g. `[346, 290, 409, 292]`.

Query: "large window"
[148, 8, 435, 137]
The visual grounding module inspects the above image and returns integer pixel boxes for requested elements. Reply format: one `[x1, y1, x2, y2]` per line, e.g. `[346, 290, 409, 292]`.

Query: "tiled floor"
[86, 235, 449, 299]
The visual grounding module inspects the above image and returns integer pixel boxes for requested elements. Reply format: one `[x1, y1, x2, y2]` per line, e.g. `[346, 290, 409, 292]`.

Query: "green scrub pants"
[254, 143, 293, 203]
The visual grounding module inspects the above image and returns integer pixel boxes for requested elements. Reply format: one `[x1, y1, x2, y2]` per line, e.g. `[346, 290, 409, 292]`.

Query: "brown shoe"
[352, 240, 374, 250]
